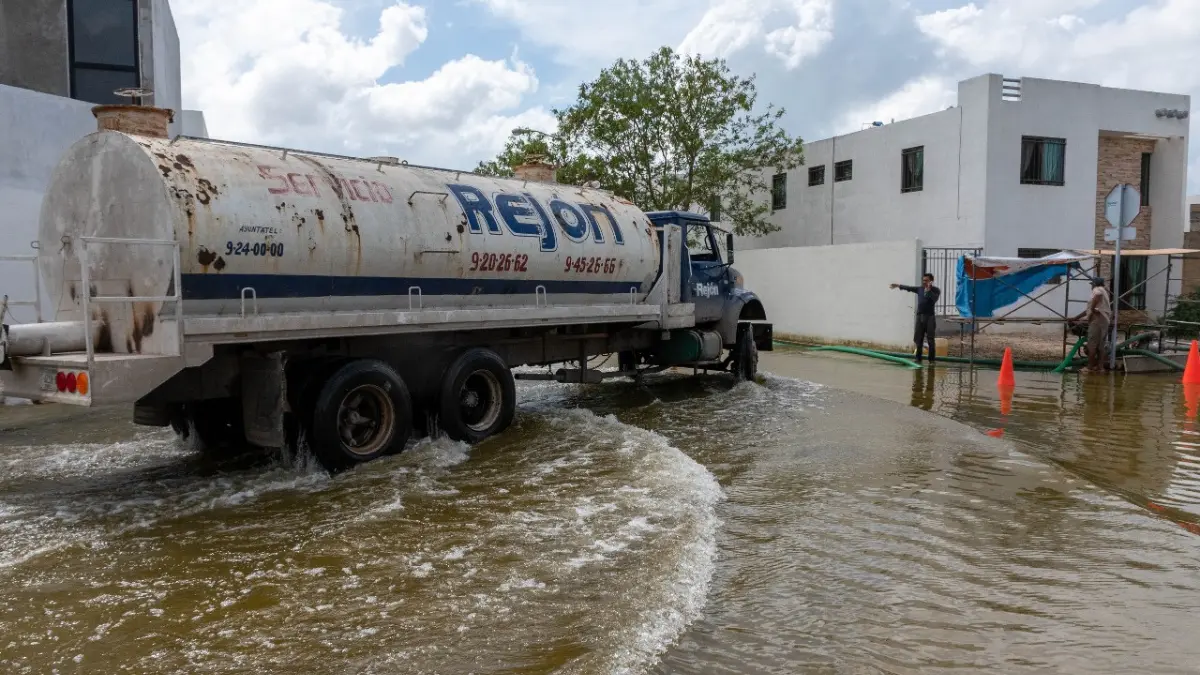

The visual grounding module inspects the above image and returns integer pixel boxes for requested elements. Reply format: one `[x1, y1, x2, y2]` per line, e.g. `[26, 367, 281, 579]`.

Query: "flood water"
[2, 350, 1199, 674]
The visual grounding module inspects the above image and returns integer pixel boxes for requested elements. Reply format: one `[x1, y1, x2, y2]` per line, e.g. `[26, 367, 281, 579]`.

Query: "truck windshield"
[686, 225, 719, 262]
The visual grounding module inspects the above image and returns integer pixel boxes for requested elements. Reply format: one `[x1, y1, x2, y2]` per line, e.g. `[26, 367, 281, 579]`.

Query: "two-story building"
[737, 74, 1192, 321]
[0, 0, 208, 323]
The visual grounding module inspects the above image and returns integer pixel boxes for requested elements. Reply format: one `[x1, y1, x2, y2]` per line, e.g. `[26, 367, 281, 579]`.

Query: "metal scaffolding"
[948, 248, 1198, 368]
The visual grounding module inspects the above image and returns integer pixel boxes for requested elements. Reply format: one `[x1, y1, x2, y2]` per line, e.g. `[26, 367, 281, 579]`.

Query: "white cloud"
[470, 0, 703, 66]
[678, 0, 834, 69]
[857, 0, 1198, 191]
[172, 0, 552, 168]
[916, 0, 1200, 93]
[833, 75, 957, 135]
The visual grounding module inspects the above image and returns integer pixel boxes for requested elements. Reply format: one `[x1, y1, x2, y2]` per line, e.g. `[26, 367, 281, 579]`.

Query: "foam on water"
[0, 370, 753, 674]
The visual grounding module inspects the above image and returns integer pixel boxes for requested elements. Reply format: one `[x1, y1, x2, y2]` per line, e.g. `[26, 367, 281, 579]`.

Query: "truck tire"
[438, 348, 516, 444]
[309, 359, 413, 472]
[173, 398, 246, 458]
[732, 323, 759, 383]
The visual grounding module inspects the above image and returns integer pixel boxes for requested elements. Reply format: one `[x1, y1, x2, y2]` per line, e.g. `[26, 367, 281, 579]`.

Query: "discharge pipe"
[0, 321, 88, 361]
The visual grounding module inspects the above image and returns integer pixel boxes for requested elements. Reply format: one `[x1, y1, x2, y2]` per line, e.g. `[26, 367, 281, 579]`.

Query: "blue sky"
[171, 0, 1198, 192]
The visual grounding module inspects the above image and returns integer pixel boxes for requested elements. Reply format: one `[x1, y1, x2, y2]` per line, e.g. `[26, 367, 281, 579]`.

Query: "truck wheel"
[173, 398, 246, 458]
[310, 359, 413, 472]
[732, 324, 759, 382]
[438, 348, 516, 444]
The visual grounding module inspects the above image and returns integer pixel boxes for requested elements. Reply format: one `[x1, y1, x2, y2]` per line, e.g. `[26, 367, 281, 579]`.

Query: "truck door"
[686, 224, 728, 323]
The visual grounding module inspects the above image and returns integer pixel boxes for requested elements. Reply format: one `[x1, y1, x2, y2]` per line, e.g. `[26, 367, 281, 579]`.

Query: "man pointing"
[890, 273, 941, 363]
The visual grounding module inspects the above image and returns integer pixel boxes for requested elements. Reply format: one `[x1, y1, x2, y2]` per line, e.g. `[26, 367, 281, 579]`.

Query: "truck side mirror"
[726, 233, 735, 264]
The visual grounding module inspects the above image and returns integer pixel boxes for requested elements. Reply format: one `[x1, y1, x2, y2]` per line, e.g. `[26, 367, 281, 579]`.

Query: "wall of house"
[0, 0, 69, 97]
[981, 76, 1189, 257]
[144, 0, 183, 137]
[1182, 231, 1200, 296]
[0, 85, 98, 322]
[741, 108, 982, 252]
[180, 109, 209, 138]
[737, 239, 923, 350]
[976, 76, 1190, 325]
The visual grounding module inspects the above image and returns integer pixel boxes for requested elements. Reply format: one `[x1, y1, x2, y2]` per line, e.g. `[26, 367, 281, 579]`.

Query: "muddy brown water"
[1, 350, 1199, 674]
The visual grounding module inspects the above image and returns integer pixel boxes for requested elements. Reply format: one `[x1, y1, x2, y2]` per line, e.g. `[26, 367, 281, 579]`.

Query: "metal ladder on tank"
[76, 236, 185, 370]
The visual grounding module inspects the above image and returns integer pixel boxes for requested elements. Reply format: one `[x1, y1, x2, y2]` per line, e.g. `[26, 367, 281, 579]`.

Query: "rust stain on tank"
[159, 165, 172, 178]
[96, 313, 113, 353]
[197, 246, 217, 271]
[213, 256, 227, 271]
[176, 154, 194, 169]
[141, 307, 156, 338]
[197, 178, 219, 196]
[297, 155, 356, 240]
[130, 304, 156, 354]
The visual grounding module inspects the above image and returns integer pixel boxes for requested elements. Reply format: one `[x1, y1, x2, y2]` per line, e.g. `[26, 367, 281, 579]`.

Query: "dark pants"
[914, 314, 937, 361]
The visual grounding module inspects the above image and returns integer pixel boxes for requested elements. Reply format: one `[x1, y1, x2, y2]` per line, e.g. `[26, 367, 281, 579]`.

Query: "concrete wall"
[0, 84, 98, 322]
[738, 240, 923, 350]
[0, 0, 69, 97]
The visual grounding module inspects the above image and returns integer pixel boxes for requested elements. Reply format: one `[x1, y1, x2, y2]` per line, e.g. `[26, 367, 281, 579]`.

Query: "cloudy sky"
[172, 0, 1198, 192]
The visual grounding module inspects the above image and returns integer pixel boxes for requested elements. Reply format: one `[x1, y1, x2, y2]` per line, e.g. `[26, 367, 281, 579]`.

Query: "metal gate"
[922, 247, 981, 317]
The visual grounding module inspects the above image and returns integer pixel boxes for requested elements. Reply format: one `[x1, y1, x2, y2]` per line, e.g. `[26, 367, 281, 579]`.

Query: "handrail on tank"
[240, 287, 258, 318]
[0, 254, 42, 323]
[78, 236, 183, 373]
[408, 286, 423, 310]
[169, 136, 476, 178]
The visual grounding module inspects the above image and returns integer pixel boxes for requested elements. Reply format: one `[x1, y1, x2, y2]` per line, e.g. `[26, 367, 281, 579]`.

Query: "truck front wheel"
[310, 359, 413, 473]
[732, 323, 759, 382]
[438, 348, 516, 444]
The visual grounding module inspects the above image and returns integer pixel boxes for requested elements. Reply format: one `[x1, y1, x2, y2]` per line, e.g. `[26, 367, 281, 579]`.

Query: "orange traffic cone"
[998, 347, 1016, 388]
[1184, 340, 1200, 385]
[1186, 383, 1200, 420]
[999, 385, 1013, 416]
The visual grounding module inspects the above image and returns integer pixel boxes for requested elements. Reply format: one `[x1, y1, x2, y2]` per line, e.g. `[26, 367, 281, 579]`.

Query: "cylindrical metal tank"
[38, 130, 661, 331]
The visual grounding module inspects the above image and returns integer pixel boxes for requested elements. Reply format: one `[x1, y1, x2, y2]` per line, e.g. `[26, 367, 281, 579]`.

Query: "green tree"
[473, 132, 604, 187]
[476, 47, 803, 237]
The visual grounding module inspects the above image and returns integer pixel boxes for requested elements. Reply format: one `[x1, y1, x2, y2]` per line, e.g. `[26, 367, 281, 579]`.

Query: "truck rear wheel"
[438, 348, 515, 444]
[310, 359, 413, 472]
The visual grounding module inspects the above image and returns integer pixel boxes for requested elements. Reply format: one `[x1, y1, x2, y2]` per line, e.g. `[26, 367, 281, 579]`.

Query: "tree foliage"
[475, 47, 804, 237]
[474, 133, 604, 187]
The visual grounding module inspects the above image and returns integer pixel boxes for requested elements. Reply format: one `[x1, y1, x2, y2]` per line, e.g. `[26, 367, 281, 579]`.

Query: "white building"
[0, 0, 208, 323]
[739, 74, 1192, 320]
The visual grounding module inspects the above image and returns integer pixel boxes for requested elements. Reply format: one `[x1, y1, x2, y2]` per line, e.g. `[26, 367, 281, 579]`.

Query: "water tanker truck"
[0, 106, 772, 471]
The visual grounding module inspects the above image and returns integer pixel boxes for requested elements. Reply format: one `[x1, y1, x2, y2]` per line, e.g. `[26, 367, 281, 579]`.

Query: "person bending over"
[890, 273, 941, 363]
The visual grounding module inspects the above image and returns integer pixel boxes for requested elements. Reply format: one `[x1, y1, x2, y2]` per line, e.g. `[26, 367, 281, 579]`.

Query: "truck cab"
[645, 211, 773, 359]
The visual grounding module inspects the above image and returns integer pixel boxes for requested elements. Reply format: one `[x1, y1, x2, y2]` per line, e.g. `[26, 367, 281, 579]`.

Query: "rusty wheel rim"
[337, 384, 394, 456]
[459, 370, 502, 433]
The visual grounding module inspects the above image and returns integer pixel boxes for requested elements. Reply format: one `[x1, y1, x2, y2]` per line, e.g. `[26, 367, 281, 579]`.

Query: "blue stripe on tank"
[180, 274, 647, 300]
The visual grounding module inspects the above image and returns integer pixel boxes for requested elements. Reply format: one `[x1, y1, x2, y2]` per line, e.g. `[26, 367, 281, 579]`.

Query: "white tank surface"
[38, 131, 661, 330]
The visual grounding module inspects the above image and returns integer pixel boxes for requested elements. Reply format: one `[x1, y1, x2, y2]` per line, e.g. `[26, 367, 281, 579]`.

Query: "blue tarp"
[955, 257, 1078, 318]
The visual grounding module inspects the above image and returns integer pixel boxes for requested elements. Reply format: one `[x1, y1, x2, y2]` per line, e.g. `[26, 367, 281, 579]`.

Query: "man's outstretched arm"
[889, 284, 919, 293]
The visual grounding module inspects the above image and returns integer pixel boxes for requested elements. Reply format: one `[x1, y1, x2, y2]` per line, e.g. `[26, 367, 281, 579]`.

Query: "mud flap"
[751, 322, 774, 352]
[241, 351, 287, 448]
